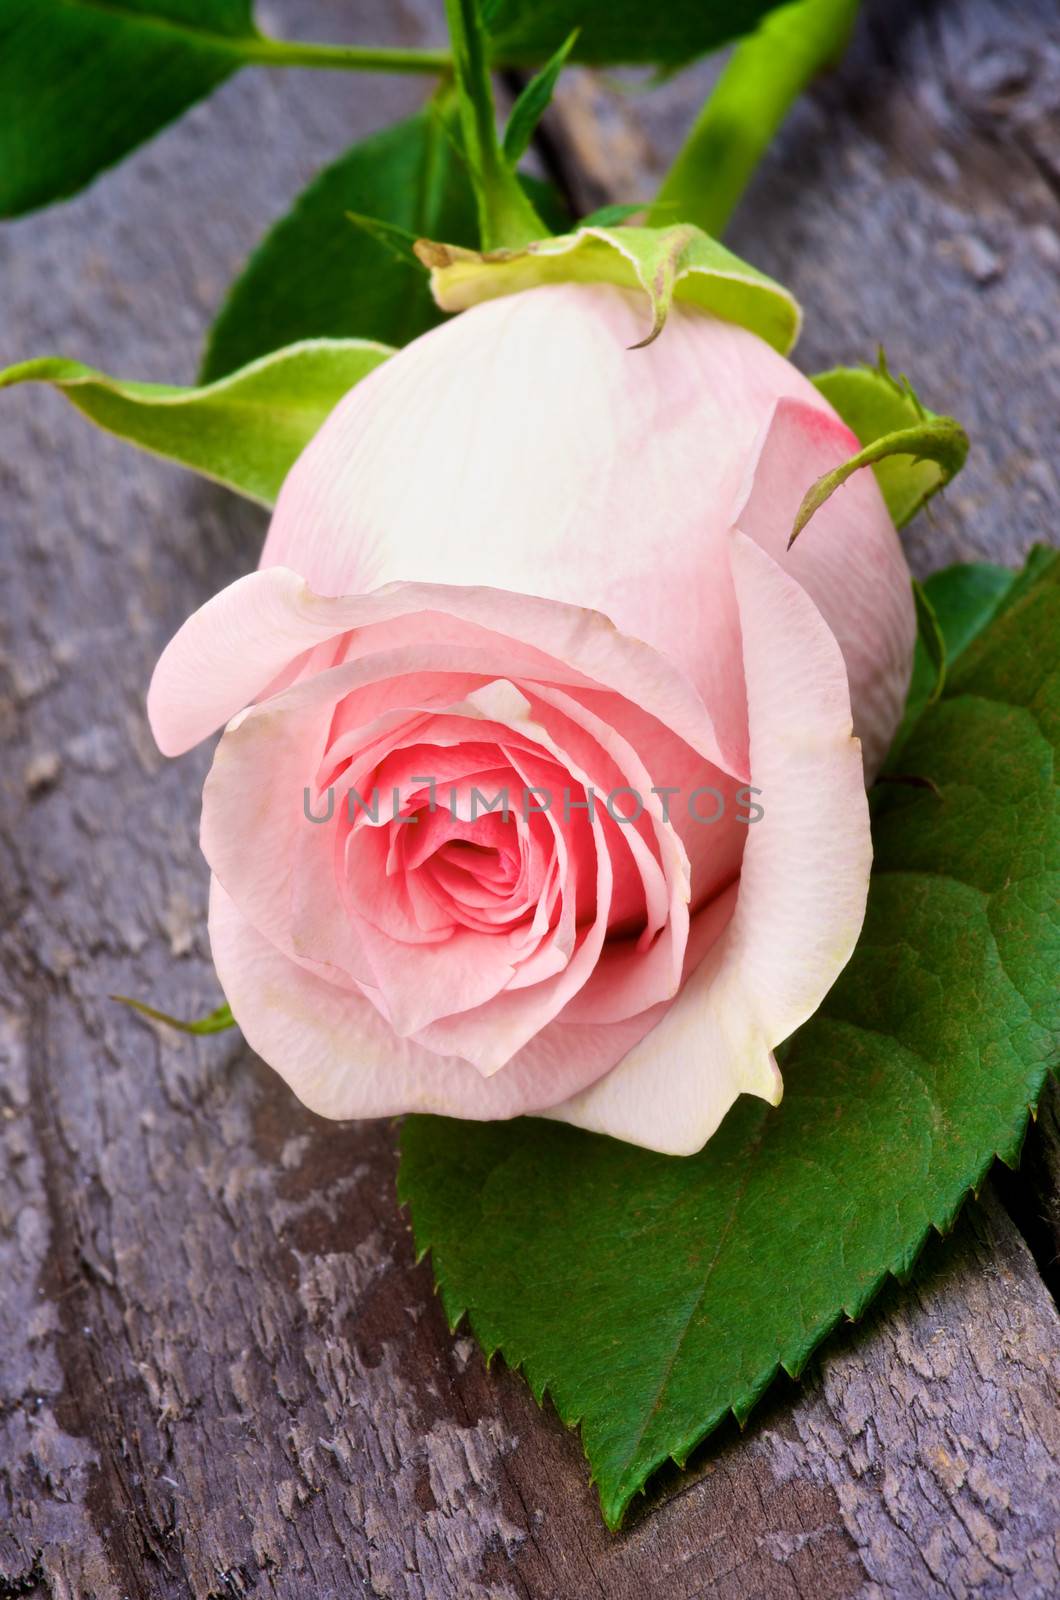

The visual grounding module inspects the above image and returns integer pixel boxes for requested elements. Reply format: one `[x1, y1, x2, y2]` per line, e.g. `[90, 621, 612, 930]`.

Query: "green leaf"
[0, 340, 391, 506]
[812, 355, 967, 528]
[485, 0, 789, 66]
[345, 212, 423, 268]
[200, 105, 564, 381]
[113, 996, 235, 1034]
[416, 223, 801, 353]
[0, 1, 450, 218]
[789, 413, 969, 546]
[912, 578, 946, 706]
[502, 28, 579, 165]
[889, 551, 1050, 761]
[0, 0, 253, 215]
[399, 549, 1060, 1530]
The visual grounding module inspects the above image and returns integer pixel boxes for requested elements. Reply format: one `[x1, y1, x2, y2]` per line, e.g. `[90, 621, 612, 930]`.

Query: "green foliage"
[911, 579, 946, 706]
[0, 0, 255, 216]
[0, 0, 452, 217]
[577, 203, 647, 227]
[502, 28, 579, 164]
[399, 550, 1060, 1529]
[0, 0, 800, 217]
[484, 0, 787, 65]
[812, 354, 966, 528]
[420, 222, 801, 353]
[0, 340, 391, 505]
[889, 553, 1050, 761]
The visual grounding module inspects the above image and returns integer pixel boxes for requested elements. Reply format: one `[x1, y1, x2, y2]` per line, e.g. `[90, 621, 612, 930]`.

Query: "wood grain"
[1, 1, 1058, 1595]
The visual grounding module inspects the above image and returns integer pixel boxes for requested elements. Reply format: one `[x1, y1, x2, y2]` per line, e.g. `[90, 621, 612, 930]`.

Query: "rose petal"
[209, 878, 632, 1118]
[147, 567, 738, 777]
[260, 289, 832, 773]
[733, 396, 916, 778]
[543, 531, 872, 1155]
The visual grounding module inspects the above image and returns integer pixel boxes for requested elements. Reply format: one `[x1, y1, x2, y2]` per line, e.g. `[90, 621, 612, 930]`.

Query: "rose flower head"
[149, 279, 915, 1154]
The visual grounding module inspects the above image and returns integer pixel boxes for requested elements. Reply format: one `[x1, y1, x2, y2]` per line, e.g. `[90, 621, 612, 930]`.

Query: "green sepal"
[345, 211, 423, 267]
[790, 414, 969, 546]
[415, 222, 801, 352]
[0, 340, 392, 507]
[113, 997, 235, 1035]
[811, 354, 969, 527]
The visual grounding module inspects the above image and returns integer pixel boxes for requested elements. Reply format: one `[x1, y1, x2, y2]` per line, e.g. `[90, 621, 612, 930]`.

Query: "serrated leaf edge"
[398, 1068, 1055, 1530]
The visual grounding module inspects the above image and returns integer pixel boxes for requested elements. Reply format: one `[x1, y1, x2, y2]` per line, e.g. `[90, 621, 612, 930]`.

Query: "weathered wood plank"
[1, 1, 1058, 1597]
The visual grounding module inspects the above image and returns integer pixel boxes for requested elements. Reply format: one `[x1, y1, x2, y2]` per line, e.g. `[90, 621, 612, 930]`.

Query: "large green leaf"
[201, 106, 564, 380]
[0, 340, 391, 505]
[399, 549, 1060, 1529]
[484, 0, 786, 65]
[0, 0, 255, 216]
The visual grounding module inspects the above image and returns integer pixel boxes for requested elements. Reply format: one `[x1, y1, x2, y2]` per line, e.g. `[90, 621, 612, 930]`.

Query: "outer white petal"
[733, 396, 916, 778]
[542, 532, 872, 1155]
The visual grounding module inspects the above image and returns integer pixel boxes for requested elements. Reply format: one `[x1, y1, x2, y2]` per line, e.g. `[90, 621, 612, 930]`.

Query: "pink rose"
[148, 284, 914, 1154]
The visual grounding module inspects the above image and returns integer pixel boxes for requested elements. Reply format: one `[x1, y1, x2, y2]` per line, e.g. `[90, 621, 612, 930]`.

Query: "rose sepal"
[415, 222, 802, 354]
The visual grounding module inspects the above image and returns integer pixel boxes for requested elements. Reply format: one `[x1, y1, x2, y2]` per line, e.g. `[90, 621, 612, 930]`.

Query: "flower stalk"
[648, 0, 859, 237]
[443, 0, 549, 250]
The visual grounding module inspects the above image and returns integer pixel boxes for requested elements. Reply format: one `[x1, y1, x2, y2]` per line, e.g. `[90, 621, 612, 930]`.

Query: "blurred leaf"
[647, 0, 859, 236]
[485, 0, 789, 65]
[0, 0, 254, 215]
[0, 340, 392, 505]
[0, 1, 453, 217]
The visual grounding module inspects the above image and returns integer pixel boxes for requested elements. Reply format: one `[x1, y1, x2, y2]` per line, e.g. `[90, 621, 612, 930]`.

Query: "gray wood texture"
[1, 1, 1058, 1595]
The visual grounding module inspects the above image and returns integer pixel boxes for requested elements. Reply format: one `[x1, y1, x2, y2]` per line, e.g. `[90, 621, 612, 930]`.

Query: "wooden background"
[2, 1, 1059, 1595]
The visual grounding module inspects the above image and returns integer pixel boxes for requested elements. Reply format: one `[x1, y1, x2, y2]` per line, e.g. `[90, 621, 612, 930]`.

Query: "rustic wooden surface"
[1, 1, 1058, 1596]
